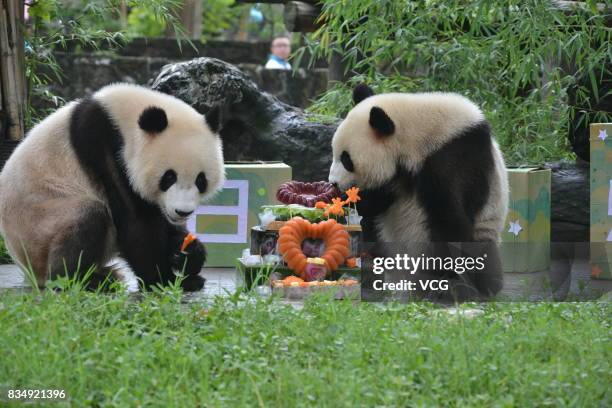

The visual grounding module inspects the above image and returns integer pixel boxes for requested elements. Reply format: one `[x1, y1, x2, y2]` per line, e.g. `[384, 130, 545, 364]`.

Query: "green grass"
[0, 237, 13, 264]
[0, 287, 609, 407]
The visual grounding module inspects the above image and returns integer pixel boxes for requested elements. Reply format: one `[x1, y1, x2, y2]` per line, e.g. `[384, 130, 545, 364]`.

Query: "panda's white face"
[329, 84, 486, 191]
[329, 114, 398, 190]
[329, 92, 400, 190]
[149, 127, 224, 225]
[95, 85, 225, 226]
[158, 168, 208, 224]
[134, 106, 225, 225]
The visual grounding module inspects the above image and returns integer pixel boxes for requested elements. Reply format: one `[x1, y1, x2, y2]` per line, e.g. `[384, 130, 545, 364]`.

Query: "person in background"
[265, 36, 292, 70]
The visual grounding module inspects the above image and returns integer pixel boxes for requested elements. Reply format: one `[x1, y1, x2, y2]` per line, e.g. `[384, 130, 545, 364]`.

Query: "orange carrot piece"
[282, 275, 304, 285]
[181, 233, 197, 252]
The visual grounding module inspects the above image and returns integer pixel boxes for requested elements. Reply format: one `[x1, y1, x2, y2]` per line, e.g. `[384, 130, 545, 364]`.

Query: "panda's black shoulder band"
[70, 97, 151, 221]
[138, 106, 168, 133]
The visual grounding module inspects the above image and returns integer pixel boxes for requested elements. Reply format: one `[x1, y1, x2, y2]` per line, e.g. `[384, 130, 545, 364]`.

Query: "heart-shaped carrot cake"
[278, 217, 350, 279]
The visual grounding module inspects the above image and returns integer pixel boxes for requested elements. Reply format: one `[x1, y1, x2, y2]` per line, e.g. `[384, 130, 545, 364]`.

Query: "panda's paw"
[180, 274, 205, 292]
[174, 238, 206, 276]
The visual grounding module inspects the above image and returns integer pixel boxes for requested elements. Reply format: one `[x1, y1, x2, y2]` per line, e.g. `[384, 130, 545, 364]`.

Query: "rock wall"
[33, 38, 328, 111]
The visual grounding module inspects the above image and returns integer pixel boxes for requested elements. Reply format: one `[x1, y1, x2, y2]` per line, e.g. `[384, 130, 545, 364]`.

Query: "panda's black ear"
[138, 106, 168, 133]
[353, 83, 374, 105]
[205, 105, 221, 133]
[369, 106, 395, 137]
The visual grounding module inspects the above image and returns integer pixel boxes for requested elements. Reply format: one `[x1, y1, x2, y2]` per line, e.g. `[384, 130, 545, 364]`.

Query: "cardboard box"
[500, 167, 551, 272]
[589, 123, 612, 280]
[187, 162, 292, 266]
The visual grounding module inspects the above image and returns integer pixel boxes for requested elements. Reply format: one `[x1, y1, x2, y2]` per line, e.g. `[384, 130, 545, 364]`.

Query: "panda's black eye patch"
[195, 172, 207, 193]
[159, 169, 177, 192]
[340, 151, 354, 173]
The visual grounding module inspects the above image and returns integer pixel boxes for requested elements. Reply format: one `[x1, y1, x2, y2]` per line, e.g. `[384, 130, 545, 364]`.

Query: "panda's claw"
[173, 238, 206, 276]
[181, 274, 205, 292]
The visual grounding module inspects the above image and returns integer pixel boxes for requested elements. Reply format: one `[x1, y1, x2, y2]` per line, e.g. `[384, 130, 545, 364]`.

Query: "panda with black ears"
[329, 84, 509, 298]
[0, 84, 225, 291]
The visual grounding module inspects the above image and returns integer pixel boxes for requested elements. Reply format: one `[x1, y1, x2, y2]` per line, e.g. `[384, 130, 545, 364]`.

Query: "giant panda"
[0, 84, 225, 291]
[329, 84, 508, 299]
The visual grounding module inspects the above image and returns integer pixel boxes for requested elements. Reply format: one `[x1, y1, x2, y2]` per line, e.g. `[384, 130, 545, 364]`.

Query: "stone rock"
[239, 64, 329, 109]
[150, 57, 338, 181]
[546, 160, 589, 242]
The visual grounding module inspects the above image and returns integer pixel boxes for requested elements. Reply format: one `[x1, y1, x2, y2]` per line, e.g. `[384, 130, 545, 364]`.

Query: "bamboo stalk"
[119, 0, 127, 29]
[0, 0, 26, 141]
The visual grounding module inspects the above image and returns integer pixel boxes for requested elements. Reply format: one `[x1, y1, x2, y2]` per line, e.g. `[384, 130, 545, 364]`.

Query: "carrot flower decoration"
[315, 201, 327, 209]
[345, 187, 361, 203]
[344, 187, 361, 225]
[327, 198, 345, 217]
[323, 206, 338, 218]
[331, 197, 345, 207]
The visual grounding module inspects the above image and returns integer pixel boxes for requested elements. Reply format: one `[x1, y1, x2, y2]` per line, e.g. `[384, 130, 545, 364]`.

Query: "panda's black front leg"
[174, 240, 206, 291]
[116, 216, 177, 291]
[168, 226, 206, 291]
[356, 186, 396, 243]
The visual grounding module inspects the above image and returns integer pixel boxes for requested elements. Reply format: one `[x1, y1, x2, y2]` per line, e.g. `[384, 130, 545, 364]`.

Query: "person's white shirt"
[265, 55, 291, 70]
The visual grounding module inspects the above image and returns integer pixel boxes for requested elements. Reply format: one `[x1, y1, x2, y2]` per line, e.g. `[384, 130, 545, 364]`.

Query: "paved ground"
[0, 264, 239, 298]
[0, 257, 610, 301]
